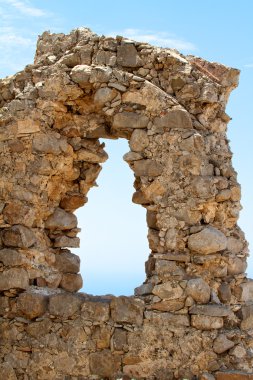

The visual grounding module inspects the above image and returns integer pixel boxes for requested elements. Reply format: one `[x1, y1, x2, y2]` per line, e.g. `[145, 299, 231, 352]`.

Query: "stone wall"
[0, 28, 252, 380]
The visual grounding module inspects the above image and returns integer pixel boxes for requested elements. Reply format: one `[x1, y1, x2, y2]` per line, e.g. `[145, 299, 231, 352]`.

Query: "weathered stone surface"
[81, 300, 110, 322]
[33, 133, 68, 155]
[237, 281, 253, 302]
[132, 159, 163, 177]
[54, 251, 80, 273]
[111, 297, 144, 326]
[186, 278, 211, 304]
[0, 248, 25, 266]
[117, 43, 143, 67]
[49, 293, 82, 318]
[112, 328, 127, 351]
[155, 260, 185, 279]
[188, 226, 227, 254]
[60, 193, 87, 211]
[16, 291, 48, 319]
[0, 363, 17, 380]
[53, 235, 80, 248]
[134, 283, 153, 296]
[190, 304, 231, 317]
[3, 201, 35, 227]
[216, 371, 253, 380]
[154, 109, 192, 130]
[2, 225, 36, 248]
[218, 282, 232, 303]
[70, 64, 92, 86]
[227, 256, 247, 275]
[77, 148, 108, 163]
[191, 315, 224, 330]
[213, 334, 235, 354]
[60, 273, 83, 292]
[152, 281, 184, 300]
[94, 87, 117, 106]
[145, 311, 190, 326]
[113, 112, 149, 130]
[129, 129, 149, 152]
[149, 299, 185, 312]
[90, 350, 120, 377]
[240, 304, 253, 330]
[45, 208, 77, 230]
[0, 268, 29, 291]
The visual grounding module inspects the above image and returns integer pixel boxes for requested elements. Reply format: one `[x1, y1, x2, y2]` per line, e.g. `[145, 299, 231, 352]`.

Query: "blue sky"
[0, 0, 252, 295]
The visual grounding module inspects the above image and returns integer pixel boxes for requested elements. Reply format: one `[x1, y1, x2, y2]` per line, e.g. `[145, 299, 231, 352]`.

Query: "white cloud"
[245, 63, 253, 68]
[4, 0, 47, 17]
[109, 28, 196, 52]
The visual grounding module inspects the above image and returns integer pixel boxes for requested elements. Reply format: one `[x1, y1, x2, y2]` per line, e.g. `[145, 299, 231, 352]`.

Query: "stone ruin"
[0, 27, 252, 380]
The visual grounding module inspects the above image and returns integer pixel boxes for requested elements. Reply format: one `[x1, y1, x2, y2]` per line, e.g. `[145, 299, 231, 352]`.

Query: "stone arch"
[0, 28, 252, 380]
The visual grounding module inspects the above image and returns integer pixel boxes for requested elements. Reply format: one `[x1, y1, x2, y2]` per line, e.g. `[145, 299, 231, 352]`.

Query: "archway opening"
[73, 138, 149, 296]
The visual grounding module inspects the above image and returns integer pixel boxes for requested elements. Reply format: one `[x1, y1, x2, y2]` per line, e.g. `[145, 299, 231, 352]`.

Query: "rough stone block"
[186, 278, 211, 304]
[113, 111, 149, 130]
[152, 281, 184, 300]
[216, 371, 253, 380]
[16, 291, 48, 319]
[144, 311, 190, 326]
[117, 43, 143, 67]
[191, 315, 223, 330]
[60, 273, 83, 292]
[49, 293, 82, 318]
[70, 64, 92, 87]
[54, 251, 80, 273]
[90, 350, 120, 377]
[45, 208, 77, 230]
[132, 159, 163, 177]
[189, 304, 231, 317]
[0, 248, 25, 266]
[188, 226, 227, 254]
[213, 334, 235, 354]
[81, 299, 110, 322]
[2, 225, 36, 248]
[111, 296, 144, 326]
[0, 268, 29, 291]
[53, 236, 80, 248]
[154, 109, 192, 130]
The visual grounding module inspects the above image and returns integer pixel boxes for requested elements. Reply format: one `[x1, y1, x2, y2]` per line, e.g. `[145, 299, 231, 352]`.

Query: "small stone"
[2, 225, 36, 248]
[111, 296, 144, 326]
[230, 345, 247, 358]
[16, 291, 48, 319]
[213, 334, 235, 354]
[45, 208, 77, 230]
[154, 109, 192, 130]
[54, 236, 80, 248]
[90, 350, 120, 378]
[123, 152, 143, 162]
[146, 211, 158, 230]
[218, 283, 232, 303]
[0, 268, 29, 291]
[49, 293, 82, 318]
[132, 159, 163, 177]
[129, 129, 149, 152]
[112, 112, 149, 130]
[54, 251, 80, 273]
[60, 193, 87, 211]
[152, 281, 184, 300]
[60, 273, 83, 292]
[188, 226, 227, 254]
[191, 315, 223, 330]
[186, 278, 211, 304]
[117, 44, 143, 67]
[108, 82, 127, 92]
[70, 64, 92, 87]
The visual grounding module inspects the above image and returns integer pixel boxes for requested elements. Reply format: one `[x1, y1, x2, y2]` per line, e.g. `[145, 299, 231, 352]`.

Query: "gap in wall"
[73, 138, 149, 296]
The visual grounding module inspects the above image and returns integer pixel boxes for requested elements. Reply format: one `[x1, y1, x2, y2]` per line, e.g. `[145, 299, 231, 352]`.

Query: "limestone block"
[45, 208, 77, 230]
[186, 278, 211, 304]
[81, 300, 110, 322]
[0, 248, 25, 266]
[240, 304, 253, 330]
[94, 87, 117, 106]
[112, 112, 149, 130]
[90, 66, 112, 82]
[3, 201, 35, 227]
[152, 281, 184, 300]
[2, 225, 36, 248]
[54, 251, 80, 273]
[149, 299, 185, 312]
[218, 283, 232, 303]
[213, 334, 235, 354]
[188, 226, 227, 254]
[155, 260, 185, 279]
[238, 281, 253, 302]
[70, 64, 92, 87]
[227, 256, 247, 275]
[189, 304, 231, 317]
[77, 148, 108, 163]
[134, 283, 154, 296]
[129, 129, 149, 152]
[154, 109, 192, 130]
[33, 133, 68, 155]
[60, 193, 87, 211]
[117, 43, 143, 67]
[90, 350, 120, 378]
[49, 293, 82, 318]
[112, 328, 127, 351]
[111, 296, 144, 326]
[0, 268, 29, 291]
[144, 311, 190, 326]
[60, 273, 83, 292]
[16, 291, 48, 319]
[191, 315, 223, 330]
[53, 236, 80, 248]
[132, 159, 163, 177]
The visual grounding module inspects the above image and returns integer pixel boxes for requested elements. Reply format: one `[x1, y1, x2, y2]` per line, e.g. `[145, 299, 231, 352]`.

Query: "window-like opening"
[74, 138, 148, 296]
